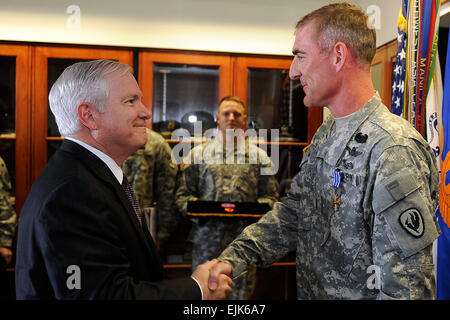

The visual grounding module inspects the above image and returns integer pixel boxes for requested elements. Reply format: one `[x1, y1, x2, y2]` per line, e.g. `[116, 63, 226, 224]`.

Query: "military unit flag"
[437, 29, 450, 301]
[391, 0, 449, 300]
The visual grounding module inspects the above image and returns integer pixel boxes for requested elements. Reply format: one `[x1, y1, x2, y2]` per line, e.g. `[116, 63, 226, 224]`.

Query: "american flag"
[391, 2, 408, 117]
[391, 0, 440, 136]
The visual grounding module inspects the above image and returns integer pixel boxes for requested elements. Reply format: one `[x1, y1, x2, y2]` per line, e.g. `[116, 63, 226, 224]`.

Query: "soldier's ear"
[332, 42, 348, 72]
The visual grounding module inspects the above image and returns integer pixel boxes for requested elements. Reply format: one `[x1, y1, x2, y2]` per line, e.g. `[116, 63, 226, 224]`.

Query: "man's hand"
[208, 260, 232, 291]
[191, 259, 232, 300]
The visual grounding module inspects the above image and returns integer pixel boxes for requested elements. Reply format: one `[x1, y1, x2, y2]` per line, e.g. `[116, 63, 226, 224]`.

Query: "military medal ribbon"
[331, 169, 342, 212]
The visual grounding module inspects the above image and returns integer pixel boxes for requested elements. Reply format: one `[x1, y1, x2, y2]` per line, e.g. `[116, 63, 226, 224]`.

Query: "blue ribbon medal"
[331, 169, 342, 212]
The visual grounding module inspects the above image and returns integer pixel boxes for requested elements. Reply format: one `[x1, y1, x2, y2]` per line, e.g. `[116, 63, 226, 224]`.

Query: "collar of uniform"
[316, 92, 382, 167]
[210, 136, 248, 157]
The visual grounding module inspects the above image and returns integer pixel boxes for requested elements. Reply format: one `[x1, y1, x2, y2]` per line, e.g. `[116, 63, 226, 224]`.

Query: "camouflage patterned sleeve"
[0, 157, 16, 248]
[174, 155, 199, 215]
[370, 143, 440, 299]
[218, 177, 300, 278]
[256, 150, 279, 207]
[153, 139, 179, 240]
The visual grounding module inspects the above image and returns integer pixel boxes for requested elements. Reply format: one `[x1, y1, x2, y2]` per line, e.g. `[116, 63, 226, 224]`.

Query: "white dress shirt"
[65, 137, 123, 184]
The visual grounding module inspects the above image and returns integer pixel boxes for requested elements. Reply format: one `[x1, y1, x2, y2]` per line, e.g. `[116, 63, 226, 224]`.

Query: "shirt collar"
[316, 92, 382, 167]
[65, 137, 123, 184]
[333, 92, 380, 133]
[211, 135, 248, 157]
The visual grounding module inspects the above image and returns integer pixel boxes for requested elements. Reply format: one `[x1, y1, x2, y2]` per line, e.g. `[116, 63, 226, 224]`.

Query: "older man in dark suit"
[15, 59, 232, 299]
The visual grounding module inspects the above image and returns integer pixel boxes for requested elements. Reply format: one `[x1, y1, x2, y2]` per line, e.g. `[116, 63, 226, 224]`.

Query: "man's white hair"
[48, 59, 131, 136]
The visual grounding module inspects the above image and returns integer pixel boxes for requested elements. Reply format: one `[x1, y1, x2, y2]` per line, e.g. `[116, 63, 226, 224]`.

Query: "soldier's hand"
[191, 259, 232, 300]
[208, 260, 232, 290]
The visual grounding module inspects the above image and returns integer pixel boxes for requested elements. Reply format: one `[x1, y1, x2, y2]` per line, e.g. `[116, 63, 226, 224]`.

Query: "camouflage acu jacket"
[175, 137, 279, 243]
[218, 93, 441, 300]
[122, 129, 178, 240]
[175, 137, 279, 212]
[0, 156, 16, 248]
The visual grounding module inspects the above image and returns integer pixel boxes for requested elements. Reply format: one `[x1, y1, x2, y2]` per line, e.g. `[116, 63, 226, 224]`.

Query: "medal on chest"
[331, 169, 342, 212]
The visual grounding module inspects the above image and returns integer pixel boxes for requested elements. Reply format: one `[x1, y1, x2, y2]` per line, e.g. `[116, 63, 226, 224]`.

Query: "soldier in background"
[176, 96, 279, 300]
[209, 3, 440, 299]
[0, 156, 16, 268]
[122, 128, 179, 244]
[0, 156, 16, 299]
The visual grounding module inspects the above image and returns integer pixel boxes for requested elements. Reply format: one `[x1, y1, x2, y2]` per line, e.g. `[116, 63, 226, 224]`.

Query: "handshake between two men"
[191, 259, 235, 300]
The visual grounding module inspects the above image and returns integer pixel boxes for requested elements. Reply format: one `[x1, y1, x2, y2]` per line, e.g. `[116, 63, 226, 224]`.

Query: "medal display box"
[186, 201, 271, 219]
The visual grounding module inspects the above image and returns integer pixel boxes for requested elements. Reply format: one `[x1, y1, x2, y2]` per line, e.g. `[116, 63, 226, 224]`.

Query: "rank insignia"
[355, 132, 368, 143]
[346, 146, 362, 157]
[343, 159, 353, 170]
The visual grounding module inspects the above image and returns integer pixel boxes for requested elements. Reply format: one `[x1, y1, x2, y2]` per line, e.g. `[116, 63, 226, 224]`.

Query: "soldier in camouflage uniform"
[176, 96, 279, 300]
[209, 3, 441, 299]
[122, 128, 178, 241]
[0, 156, 16, 268]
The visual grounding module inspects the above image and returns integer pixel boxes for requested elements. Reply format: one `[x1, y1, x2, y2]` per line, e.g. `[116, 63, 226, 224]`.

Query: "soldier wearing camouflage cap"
[176, 96, 279, 300]
[122, 128, 179, 242]
[209, 3, 441, 299]
[0, 156, 16, 268]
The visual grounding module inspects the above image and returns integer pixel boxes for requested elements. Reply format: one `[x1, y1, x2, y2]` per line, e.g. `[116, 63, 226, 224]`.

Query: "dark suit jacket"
[15, 140, 201, 299]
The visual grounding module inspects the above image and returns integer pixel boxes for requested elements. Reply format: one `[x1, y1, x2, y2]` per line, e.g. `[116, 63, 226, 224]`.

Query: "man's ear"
[332, 42, 348, 72]
[77, 103, 97, 130]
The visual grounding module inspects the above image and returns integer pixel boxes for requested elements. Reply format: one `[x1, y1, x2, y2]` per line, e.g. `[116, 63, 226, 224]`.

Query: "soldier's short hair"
[295, 2, 376, 67]
[218, 96, 246, 114]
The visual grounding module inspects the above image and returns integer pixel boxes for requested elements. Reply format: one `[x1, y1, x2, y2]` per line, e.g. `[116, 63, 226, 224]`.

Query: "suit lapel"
[59, 140, 161, 262]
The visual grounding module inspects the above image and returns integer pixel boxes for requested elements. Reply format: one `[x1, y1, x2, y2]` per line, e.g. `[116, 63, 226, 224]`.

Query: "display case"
[234, 56, 322, 140]
[233, 56, 322, 182]
[138, 51, 232, 139]
[0, 43, 31, 215]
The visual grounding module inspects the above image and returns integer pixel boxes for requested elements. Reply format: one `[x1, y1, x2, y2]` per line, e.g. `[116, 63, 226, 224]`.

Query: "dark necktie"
[121, 176, 143, 225]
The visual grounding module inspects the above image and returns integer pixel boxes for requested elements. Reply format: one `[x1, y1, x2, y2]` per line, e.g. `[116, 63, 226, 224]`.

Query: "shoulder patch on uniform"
[398, 208, 424, 238]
